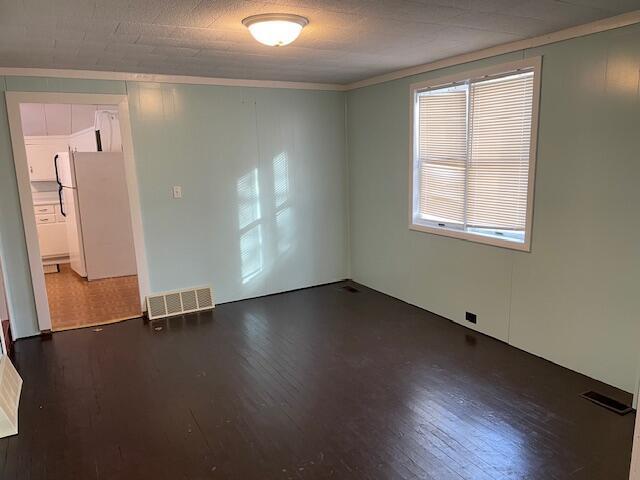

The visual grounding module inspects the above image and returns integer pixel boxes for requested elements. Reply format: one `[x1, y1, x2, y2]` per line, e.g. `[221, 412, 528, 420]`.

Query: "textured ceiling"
[0, 0, 639, 84]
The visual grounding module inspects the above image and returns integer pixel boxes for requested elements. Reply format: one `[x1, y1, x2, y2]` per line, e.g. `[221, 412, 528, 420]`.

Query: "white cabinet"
[37, 223, 68, 258]
[69, 127, 98, 152]
[24, 138, 68, 182]
[33, 205, 54, 215]
[35, 213, 56, 225]
[25, 144, 56, 181]
[34, 203, 68, 260]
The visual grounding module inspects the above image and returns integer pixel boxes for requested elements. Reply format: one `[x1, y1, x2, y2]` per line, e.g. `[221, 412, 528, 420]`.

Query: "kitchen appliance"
[54, 151, 137, 281]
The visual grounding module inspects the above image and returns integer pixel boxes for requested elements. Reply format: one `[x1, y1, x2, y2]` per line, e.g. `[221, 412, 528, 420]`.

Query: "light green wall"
[0, 77, 348, 339]
[347, 25, 640, 393]
[126, 82, 348, 300]
[1, 25, 638, 393]
[0, 79, 40, 339]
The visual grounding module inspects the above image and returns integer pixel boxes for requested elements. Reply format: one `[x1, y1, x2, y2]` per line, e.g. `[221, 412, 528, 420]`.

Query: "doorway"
[6, 92, 149, 333]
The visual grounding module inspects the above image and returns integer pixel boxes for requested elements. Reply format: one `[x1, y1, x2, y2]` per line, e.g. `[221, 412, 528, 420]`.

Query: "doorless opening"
[5, 92, 149, 334]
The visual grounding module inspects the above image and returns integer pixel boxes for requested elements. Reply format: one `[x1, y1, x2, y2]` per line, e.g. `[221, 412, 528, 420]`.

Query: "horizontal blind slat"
[467, 72, 533, 231]
[417, 88, 467, 223]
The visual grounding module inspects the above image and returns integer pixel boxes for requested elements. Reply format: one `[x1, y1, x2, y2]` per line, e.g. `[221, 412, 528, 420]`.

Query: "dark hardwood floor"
[0, 281, 634, 479]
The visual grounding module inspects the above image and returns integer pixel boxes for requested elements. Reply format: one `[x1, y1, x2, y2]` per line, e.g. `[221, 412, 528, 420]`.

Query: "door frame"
[0, 258, 8, 355]
[5, 91, 150, 332]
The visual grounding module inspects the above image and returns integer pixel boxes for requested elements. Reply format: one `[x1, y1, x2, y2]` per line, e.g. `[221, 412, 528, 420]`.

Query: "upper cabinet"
[21, 103, 116, 182]
[24, 138, 69, 182]
[20, 103, 100, 136]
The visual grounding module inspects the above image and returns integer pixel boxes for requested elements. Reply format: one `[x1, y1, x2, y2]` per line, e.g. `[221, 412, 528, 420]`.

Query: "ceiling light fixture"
[242, 13, 309, 47]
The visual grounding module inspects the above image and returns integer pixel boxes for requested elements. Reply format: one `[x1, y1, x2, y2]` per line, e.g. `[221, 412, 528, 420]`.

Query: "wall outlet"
[172, 186, 182, 199]
[465, 311, 477, 324]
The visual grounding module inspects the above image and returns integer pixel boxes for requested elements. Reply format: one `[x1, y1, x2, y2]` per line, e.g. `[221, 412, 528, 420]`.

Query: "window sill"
[409, 221, 531, 252]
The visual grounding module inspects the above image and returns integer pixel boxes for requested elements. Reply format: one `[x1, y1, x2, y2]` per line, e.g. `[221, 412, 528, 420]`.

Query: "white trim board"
[0, 68, 346, 91]
[5, 91, 150, 333]
[0, 10, 638, 92]
[0, 260, 8, 356]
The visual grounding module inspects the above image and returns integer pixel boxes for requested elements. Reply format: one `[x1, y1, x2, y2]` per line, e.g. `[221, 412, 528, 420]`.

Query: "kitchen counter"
[32, 191, 59, 206]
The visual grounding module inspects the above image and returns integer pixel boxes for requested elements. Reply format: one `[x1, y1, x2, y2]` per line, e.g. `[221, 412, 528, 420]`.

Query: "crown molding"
[345, 9, 640, 90]
[0, 10, 638, 93]
[0, 67, 347, 91]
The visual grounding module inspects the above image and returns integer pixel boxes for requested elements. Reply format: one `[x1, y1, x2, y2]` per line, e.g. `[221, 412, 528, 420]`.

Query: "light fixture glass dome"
[242, 13, 309, 47]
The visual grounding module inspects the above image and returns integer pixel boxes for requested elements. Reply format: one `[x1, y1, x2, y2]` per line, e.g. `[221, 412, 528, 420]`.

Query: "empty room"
[0, 1, 639, 479]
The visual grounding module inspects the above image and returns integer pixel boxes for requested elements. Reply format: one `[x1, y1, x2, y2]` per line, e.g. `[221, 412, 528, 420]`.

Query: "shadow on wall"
[237, 151, 292, 286]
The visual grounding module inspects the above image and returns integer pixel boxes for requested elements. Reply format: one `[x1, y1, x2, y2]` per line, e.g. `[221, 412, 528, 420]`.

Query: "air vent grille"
[165, 293, 182, 315]
[147, 296, 167, 319]
[0, 355, 23, 438]
[180, 290, 198, 312]
[581, 390, 632, 415]
[196, 288, 213, 309]
[146, 286, 215, 320]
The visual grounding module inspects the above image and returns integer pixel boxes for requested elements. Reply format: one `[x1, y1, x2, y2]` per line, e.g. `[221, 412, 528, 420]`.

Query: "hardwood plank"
[0, 281, 634, 479]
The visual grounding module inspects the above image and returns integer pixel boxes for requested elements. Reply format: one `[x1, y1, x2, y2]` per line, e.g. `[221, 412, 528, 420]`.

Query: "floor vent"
[580, 391, 633, 415]
[340, 285, 360, 293]
[146, 286, 215, 320]
[0, 355, 23, 438]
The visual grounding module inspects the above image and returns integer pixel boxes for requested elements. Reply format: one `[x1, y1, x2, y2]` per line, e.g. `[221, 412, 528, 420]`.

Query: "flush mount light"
[242, 13, 309, 47]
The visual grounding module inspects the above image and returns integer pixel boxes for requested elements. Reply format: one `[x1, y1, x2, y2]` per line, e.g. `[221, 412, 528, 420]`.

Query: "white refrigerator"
[55, 151, 137, 281]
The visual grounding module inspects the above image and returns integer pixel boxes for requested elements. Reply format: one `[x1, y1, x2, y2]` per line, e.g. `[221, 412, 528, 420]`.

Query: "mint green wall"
[0, 80, 42, 339]
[347, 25, 640, 393]
[0, 78, 348, 339]
[126, 82, 348, 299]
[1, 25, 638, 393]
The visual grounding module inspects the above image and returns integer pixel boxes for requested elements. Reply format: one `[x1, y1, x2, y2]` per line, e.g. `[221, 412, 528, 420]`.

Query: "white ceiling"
[0, 0, 639, 84]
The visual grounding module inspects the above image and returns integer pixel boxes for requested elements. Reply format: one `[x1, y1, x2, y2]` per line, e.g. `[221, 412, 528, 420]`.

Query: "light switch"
[172, 186, 182, 199]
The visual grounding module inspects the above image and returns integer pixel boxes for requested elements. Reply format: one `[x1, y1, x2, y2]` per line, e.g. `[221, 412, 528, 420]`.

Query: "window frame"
[408, 57, 542, 252]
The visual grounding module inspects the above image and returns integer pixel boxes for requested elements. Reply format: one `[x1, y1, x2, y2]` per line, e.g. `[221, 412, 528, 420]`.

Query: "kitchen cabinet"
[34, 203, 68, 260]
[24, 138, 68, 182]
[37, 223, 68, 257]
[69, 127, 98, 152]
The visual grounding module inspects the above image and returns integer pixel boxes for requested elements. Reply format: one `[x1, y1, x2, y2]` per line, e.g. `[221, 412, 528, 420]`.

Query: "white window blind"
[467, 73, 533, 231]
[418, 86, 467, 225]
[412, 63, 538, 249]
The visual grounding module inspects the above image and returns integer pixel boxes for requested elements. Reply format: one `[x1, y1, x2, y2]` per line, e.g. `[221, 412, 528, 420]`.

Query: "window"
[409, 58, 541, 251]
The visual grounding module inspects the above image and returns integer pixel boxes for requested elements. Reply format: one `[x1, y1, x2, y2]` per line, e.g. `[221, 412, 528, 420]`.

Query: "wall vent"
[581, 390, 633, 415]
[340, 285, 359, 293]
[0, 355, 23, 438]
[146, 286, 215, 320]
